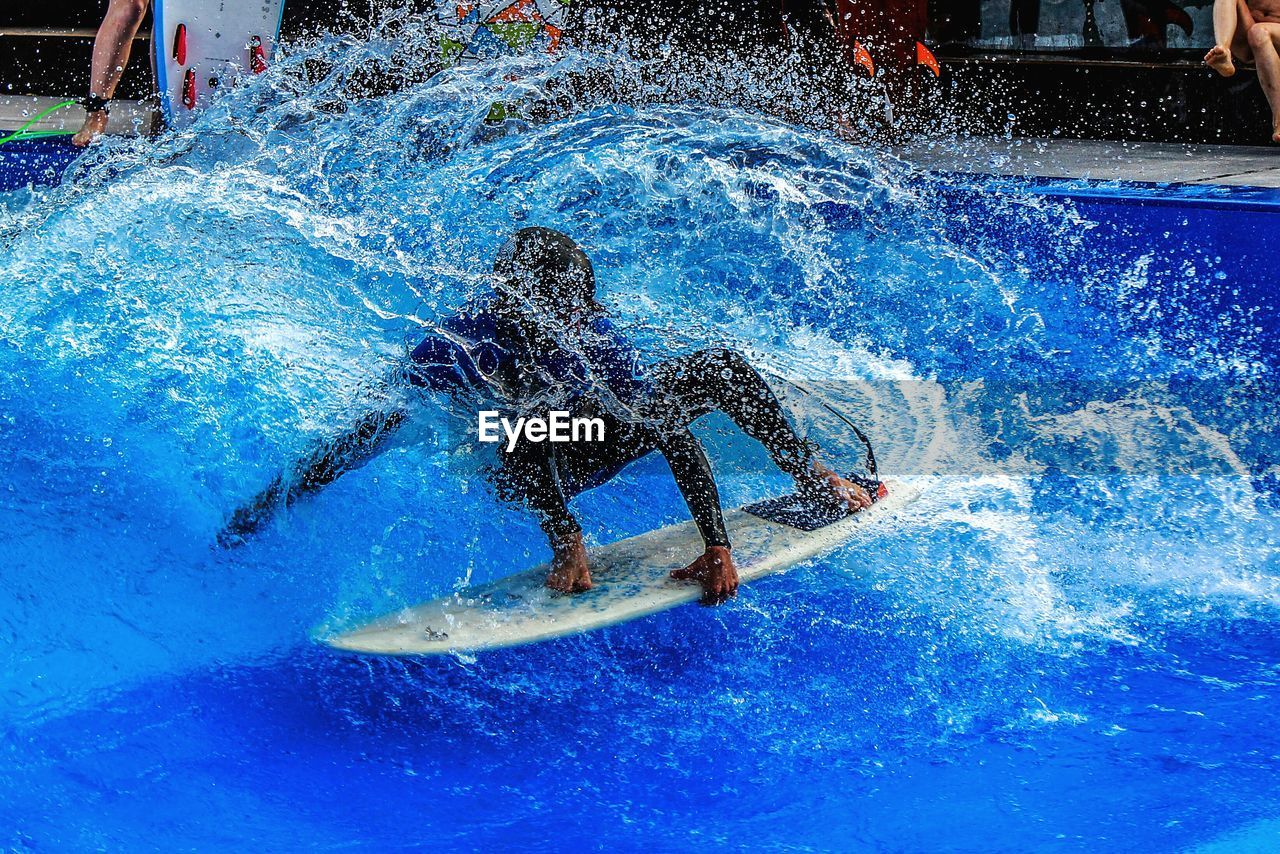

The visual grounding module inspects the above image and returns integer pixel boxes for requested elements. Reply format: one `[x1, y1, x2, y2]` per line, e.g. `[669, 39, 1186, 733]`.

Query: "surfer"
[221, 228, 874, 604]
[73, 0, 151, 146]
[1205, 0, 1280, 142]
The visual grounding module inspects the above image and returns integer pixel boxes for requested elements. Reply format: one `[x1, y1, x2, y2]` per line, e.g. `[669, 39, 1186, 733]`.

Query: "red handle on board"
[249, 35, 268, 74]
[181, 68, 197, 109]
[173, 23, 187, 65]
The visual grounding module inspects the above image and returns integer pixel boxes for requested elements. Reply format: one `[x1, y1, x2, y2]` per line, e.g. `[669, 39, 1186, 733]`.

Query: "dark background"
[1, 1, 370, 28]
[1, 1, 1273, 144]
[0, 1, 385, 98]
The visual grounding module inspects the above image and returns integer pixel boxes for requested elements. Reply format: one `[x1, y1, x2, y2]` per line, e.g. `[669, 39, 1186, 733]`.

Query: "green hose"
[0, 100, 79, 148]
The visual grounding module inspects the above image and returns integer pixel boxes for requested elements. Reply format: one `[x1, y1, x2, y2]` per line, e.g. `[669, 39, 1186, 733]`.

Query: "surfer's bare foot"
[1205, 45, 1237, 77]
[809, 462, 874, 513]
[671, 546, 738, 606]
[72, 110, 109, 147]
[546, 531, 592, 594]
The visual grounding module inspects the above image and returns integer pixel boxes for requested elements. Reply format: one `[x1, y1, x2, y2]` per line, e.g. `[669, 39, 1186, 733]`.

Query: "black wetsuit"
[408, 301, 818, 548]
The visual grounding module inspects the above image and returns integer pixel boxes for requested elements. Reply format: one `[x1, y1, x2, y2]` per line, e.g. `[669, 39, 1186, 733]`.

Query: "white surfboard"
[324, 479, 920, 656]
[152, 0, 287, 127]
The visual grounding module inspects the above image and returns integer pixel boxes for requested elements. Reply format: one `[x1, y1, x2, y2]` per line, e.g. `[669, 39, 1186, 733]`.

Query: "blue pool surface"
[2, 43, 1278, 850]
[0, 137, 79, 193]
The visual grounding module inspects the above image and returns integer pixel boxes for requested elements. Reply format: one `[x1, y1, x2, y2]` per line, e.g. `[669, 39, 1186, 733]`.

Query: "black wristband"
[81, 95, 111, 115]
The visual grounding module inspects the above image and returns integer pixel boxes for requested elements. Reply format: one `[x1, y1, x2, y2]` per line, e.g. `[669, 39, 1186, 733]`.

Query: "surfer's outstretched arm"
[218, 407, 408, 547]
[218, 329, 483, 547]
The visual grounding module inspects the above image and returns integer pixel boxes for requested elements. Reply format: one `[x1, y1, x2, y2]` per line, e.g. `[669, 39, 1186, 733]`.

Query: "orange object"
[545, 24, 562, 53]
[249, 35, 268, 74]
[181, 69, 197, 109]
[491, 0, 536, 24]
[173, 23, 187, 65]
[487, 0, 561, 55]
[852, 40, 876, 78]
[828, 0, 928, 73]
[915, 41, 940, 77]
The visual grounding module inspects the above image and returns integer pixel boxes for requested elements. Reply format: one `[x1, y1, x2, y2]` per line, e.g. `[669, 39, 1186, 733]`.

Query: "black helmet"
[493, 227, 597, 315]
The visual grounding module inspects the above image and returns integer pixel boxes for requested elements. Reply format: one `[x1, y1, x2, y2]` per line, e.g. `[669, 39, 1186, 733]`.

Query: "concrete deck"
[0, 27, 148, 40]
[895, 137, 1280, 189]
[0, 94, 151, 137]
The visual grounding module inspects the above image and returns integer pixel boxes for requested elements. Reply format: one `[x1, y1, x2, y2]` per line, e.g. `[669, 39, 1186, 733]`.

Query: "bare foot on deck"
[810, 462, 875, 514]
[72, 111, 109, 147]
[546, 531, 592, 593]
[1204, 45, 1237, 77]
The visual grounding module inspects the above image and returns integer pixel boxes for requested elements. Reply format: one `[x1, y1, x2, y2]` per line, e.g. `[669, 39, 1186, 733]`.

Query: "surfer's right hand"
[671, 546, 738, 606]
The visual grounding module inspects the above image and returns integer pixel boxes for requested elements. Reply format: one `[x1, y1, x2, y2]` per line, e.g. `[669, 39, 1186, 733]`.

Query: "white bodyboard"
[153, 0, 286, 127]
[324, 479, 919, 656]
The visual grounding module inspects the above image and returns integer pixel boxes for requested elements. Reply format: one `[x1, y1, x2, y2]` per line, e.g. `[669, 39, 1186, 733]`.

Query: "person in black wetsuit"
[221, 227, 873, 604]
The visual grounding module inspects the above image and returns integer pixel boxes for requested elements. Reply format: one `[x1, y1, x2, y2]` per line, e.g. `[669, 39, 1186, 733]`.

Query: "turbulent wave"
[0, 21, 1276, 825]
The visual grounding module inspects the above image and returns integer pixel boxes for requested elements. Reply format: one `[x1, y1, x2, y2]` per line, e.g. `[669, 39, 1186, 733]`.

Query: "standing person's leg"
[73, 0, 151, 146]
[1205, 0, 1253, 77]
[1009, 0, 1039, 44]
[1247, 23, 1280, 141]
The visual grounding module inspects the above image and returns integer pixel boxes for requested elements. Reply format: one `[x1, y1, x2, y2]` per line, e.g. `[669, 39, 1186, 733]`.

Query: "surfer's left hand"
[671, 546, 738, 606]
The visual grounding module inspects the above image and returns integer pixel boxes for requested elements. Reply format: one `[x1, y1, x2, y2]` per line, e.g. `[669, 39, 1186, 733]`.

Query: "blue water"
[2, 40, 1279, 850]
[0, 137, 79, 193]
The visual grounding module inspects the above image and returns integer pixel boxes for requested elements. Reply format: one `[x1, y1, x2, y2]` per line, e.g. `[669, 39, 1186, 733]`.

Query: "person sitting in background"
[73, 0, 151, 147]
[1204, 0, 1280, 142]
[1119, 0, 1192, 50]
